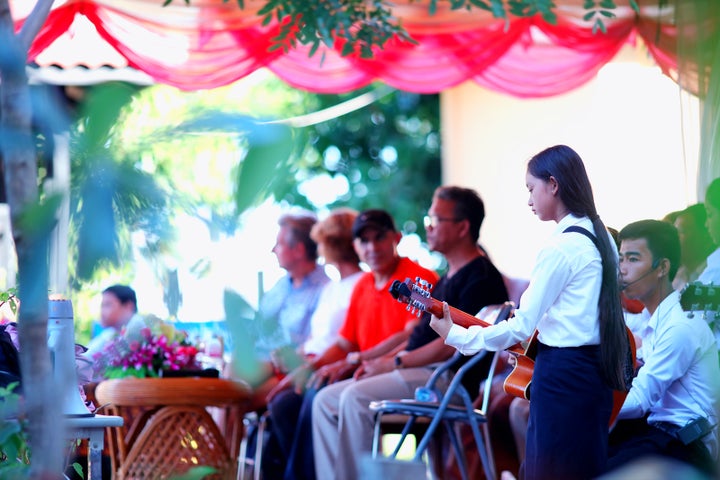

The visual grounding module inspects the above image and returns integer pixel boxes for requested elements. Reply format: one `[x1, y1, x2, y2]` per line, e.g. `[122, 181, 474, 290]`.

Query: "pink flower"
[93, 320, 201, 379]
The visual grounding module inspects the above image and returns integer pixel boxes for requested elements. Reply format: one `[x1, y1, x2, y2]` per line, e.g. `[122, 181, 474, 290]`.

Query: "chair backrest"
[418, 301, 513, 406]
[502, 275, 530, 307]
[452, 301, 515, 411]
[479, 301, 516, 325]
[422, 301, 515, 396]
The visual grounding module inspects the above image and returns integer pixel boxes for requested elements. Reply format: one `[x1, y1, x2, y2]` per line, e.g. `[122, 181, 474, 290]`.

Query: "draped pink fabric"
[12, 0, 684, 97]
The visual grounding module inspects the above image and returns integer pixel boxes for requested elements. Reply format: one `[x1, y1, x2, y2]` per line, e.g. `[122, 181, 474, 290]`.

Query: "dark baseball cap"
[352, 209, 397, 238]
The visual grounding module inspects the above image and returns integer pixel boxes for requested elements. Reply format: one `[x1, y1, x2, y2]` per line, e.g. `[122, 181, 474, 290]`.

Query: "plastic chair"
[501, 274, 529, 307]
[369, 301, 515, 480]
[95, 377, 252, 480]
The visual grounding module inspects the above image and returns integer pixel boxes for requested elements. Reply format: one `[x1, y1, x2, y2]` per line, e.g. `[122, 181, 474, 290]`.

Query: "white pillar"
[0, 203, 17, 290]
[47, 131, 70, 296]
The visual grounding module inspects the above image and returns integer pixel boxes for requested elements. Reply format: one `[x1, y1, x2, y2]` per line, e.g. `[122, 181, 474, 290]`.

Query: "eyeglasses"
[423, 215, 461, 229]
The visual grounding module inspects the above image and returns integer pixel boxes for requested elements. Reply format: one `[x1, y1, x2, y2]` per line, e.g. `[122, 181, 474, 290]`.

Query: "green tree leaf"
[171, 466, 218, 480]
[234, 122, 294, 213]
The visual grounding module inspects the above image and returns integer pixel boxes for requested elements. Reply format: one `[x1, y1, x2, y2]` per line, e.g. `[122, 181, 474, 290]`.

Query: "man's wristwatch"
[394, 355, 404, 369]
[346, 351, 361, 365]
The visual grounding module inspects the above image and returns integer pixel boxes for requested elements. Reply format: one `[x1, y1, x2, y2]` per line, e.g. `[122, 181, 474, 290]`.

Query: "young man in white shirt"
[86, 284, 138, 356]
[610, 219, 720, 477]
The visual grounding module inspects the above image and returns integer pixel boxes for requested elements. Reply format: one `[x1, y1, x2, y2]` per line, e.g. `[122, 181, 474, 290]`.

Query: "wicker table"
[95, 377, 252, 479]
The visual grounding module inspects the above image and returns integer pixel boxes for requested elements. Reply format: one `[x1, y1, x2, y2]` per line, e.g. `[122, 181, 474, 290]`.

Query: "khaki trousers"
[312, 367, 440, 480]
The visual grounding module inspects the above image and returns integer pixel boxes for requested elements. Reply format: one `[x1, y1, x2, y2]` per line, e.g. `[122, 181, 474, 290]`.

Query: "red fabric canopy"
[13, 0, 684, 97]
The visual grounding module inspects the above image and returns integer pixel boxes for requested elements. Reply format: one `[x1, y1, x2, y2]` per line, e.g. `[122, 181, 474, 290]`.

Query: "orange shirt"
[338, 257, 439, 351]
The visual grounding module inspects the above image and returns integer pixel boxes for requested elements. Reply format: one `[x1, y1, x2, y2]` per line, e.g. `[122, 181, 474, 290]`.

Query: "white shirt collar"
[647, 290, 680, 332]
[555, 213, 582, 231]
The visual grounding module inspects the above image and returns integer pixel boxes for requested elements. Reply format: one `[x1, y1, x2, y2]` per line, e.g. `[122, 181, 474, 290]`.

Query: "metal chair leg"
[238, 411, 259, 480]
[372, 412, 383, 459]
[253, 412, 269, 480]
[445, 421, 470, 480]
[466, 414, 496, 480]
[390, 416, 418, 459]
[371, 412, 419, 460]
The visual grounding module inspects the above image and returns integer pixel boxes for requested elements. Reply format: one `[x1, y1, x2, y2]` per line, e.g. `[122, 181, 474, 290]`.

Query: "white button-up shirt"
[619, 290, 720, 457]
[697, 247, 720, 285]
[694, 247, 720, 350]
[446, 214, 604, 354]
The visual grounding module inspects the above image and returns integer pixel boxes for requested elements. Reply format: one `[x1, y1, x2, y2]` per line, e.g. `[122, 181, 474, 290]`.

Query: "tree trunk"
[0, 0, 62, 477]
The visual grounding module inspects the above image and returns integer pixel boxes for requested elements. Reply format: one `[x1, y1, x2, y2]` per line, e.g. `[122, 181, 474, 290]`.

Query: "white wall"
[441, 44, 700, 279]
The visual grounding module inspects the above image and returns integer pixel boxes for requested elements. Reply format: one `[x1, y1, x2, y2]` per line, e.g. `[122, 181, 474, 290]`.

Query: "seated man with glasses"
[263, 208, 439, 480]
[312, 186, 509, 480]
[424, 213, 461, 229]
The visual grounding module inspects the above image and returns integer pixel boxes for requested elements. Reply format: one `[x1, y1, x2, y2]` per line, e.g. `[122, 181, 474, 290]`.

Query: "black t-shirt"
[405, 254, 509, 395]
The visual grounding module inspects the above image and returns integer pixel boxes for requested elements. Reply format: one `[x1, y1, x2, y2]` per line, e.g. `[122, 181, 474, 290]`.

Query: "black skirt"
[522, 342, 612, 480]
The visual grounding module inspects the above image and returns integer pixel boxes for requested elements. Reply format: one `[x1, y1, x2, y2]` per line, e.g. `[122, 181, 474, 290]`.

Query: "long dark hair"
[528, 145, 630, 391]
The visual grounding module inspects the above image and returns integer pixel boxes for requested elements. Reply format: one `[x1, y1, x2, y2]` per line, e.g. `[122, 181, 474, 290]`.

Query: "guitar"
[388, 278, 536, 400]
[389, 277, 636, 428]
[679, 282, 720, 314]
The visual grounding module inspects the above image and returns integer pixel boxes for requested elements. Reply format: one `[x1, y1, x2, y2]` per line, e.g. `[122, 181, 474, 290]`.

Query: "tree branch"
[17, 0, 54, 51]
[0, 0, 13, 41]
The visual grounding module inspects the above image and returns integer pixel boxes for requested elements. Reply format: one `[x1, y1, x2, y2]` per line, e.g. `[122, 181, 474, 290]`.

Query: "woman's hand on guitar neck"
[429, 301, 453, 339]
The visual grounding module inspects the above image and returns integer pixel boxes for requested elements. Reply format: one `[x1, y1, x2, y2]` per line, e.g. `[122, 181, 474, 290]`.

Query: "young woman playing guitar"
[430, 145, 632, 480]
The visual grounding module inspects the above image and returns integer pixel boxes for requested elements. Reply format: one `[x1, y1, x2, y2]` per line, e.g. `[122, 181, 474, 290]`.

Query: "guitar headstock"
[388, 277, 435, 317]
[679, 282, 720, 313]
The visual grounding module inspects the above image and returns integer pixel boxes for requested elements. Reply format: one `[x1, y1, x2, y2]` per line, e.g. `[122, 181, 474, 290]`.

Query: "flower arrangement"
[93, 314, 200, 379]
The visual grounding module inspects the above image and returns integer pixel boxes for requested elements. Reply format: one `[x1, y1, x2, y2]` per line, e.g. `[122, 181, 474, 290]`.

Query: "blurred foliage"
[224, 288, 264, 386]
[0, 382, 83, 479]
[65, 78, 297, 339]
[69, 82, 162, 285]
[291, 86, 441, 238]
[174, 72, 441, 236]
[187, 73, 441, 236]
[84, 73, 440, 245]
[167, 0, 639, 56]
[0, 288, 18, 317]
[169, 467, 218, 480]
[62, 73, 439, 341]
[0, 383, 29, 477]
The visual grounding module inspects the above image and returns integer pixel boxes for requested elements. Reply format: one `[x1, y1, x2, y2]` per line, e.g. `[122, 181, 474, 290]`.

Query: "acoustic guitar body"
[502, 354, 534, 400]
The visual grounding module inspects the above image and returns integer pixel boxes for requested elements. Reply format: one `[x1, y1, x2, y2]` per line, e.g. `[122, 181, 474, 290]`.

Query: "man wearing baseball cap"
[264, 208, 439, 479]
[351, 209, 397, 238]
[316, 187, 510, 480]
